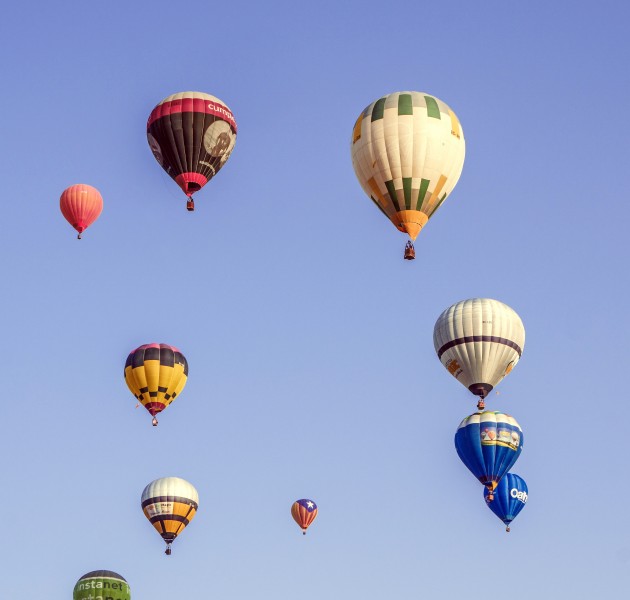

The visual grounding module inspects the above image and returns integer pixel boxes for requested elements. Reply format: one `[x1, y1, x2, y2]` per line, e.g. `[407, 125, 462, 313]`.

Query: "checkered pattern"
[351, 91, 465, 240]
[124, 343, 188, 418]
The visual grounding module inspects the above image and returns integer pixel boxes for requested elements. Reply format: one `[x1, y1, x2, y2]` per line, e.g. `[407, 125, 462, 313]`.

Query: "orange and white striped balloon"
[141, 477, 198, 554]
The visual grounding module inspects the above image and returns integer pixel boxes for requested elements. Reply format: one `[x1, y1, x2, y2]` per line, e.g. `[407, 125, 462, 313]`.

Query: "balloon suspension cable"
[165, 544, 172, 556]
[404, 240, 416, 261]
[186, 194, 195, 212]
[152, 416, 158, 426]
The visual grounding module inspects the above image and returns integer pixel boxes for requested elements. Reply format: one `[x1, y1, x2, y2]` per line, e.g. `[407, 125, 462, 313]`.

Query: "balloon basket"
[477, 399, 485, 410]
[165, 546, 172, 555]
[152, 417, 158, 426]
[186, 199, 195, 211]
[404, 241, 415, 260]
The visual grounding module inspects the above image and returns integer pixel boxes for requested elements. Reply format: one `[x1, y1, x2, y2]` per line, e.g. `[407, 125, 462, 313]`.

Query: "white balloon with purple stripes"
[433, 298, 525, 407]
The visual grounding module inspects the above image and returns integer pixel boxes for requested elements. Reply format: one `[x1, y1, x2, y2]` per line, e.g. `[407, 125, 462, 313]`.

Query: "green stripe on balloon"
[371, 97, 386, 121]
[384, 180, 401, 212]
[424, 95, 441, 119]
[416, 178, 431, 211]
[398, 94, 413, 116]
[429, 192, 448, 217]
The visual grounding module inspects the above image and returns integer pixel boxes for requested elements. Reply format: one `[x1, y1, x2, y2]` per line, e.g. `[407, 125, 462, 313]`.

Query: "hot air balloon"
[141, 477, 198, 555]
[147, 91, 237, 211]
[455, 411, 523, 502]
[434, 298, 525, 410]
[73, 570, 130, 600]
[484, 473, 528, 532]
[291, 499, 318, 534]
[124, 343, 188, 426]
[350, 91, 465, 260]
[60, 184, 103, 239]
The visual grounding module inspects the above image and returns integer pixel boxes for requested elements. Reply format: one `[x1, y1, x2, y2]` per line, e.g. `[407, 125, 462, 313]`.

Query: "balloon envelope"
[484, 472, 528, 531]
[141, 477, 199, 554]
[291, 499, 318, 533]
[455, 411, 523, 494]
[351, 91, 465, 242]
[434, 298, 525, 404]
[147, 91, 237, 204]
[73, 570, 130, 600]
[124, 343, 188, 421]
[60, 184, 103, 238]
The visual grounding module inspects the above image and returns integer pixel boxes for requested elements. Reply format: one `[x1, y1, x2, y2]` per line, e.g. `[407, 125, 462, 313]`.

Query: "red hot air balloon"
[147, 91, 237, 211]
[291, 499, 318, 534]
[60, 184, 103, 239]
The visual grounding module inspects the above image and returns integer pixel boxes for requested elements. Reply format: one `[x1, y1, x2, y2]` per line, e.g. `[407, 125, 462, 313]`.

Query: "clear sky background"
[1, 1, 629, 598]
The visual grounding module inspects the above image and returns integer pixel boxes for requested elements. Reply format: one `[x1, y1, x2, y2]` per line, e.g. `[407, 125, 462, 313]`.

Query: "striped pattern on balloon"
[434, 298, 525, 409]
[147, 91, 237, 211]
[141, 477, 199, 555]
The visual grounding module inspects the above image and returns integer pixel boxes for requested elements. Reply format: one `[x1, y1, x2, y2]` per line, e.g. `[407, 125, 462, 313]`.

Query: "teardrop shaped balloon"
[124, 343, 188, 426]
[434, 298, 525, 410]
[147, 91, 237, 211]
[455, 411, 523, 501]
[73, 570, 130, 600]
[60, 184, 103, 239]
[484, 472, 528, 532]
[291, 499, 318, 534]
[141, 476, 199, 555]
[350, 91, 465, 259]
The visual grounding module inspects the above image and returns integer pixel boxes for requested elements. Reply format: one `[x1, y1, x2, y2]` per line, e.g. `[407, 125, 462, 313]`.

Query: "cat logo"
[511, 488, 528, 503]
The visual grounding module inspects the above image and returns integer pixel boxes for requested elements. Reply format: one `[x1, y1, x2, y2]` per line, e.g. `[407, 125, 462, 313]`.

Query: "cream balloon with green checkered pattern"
[351, 91, 465, 246]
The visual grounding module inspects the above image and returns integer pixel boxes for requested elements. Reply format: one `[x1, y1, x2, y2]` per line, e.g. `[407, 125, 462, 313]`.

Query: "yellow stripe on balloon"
[424, 175, 448, 215]
[449, 110, 461, 139]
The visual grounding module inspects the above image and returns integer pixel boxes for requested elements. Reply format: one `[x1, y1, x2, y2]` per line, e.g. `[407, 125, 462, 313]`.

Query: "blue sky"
[1, 1, 629, 597]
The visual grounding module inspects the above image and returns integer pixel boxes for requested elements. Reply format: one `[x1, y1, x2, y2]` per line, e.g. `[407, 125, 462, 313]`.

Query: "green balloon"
[73, 571, 130, 600]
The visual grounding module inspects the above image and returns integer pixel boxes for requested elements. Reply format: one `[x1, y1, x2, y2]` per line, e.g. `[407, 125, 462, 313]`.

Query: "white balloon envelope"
[433, 298, 525, 408]
[351, 91, 465, 259]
